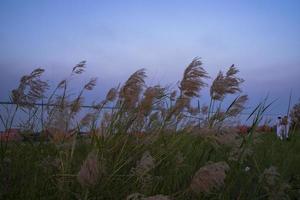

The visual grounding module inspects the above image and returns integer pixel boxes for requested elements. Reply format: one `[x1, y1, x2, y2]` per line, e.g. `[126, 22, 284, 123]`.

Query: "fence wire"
[0, 100, 282, 132]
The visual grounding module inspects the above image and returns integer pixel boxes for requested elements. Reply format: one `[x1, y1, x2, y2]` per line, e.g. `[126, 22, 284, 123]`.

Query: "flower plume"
[190, 161, 230, 194]
[210, 65, 244, 101]
[179, 58, 209, 98]
[120, 69, 147, 109]
[11, 68, 48, 106]
[77, 151, 104, 188]
[72, 60, 86, 75]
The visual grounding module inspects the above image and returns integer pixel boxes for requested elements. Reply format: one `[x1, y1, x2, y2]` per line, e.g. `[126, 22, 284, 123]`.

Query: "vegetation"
[0, 58, 299, 199]
[1, 131, 300, 199]
[290, 99, 300, 130]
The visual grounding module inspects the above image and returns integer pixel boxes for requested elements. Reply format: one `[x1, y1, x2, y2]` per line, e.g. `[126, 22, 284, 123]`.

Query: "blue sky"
[0, 0, 299, 115]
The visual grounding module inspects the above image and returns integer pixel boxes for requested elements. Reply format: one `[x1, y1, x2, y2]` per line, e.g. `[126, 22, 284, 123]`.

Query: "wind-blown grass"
[1, 58, 299, 199]
[1, 131, 300, 199]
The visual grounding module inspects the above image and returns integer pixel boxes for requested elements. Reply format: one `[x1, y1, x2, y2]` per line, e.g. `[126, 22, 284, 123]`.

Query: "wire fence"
[0, 101, 283, 116]
[0, 100, 282, 132]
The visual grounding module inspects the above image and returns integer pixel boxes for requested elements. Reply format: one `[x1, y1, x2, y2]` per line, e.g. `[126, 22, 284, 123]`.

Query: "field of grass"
[1, 130, 300, 199]
[1, 59, 299, 199]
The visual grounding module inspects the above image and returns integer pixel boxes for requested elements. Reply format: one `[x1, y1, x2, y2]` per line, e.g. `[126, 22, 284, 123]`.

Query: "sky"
[0, 0, 300, 116]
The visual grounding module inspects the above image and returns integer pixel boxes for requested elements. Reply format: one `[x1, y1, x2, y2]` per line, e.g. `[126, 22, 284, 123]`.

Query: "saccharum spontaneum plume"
[179, 58, 209, 98]
[210, 64, 244, 101]
[11, 68, 48, 107]
[77, 151, 105, 188]
[166, 58, 209, 118]
[190, 161, 230, 194]
[105, 87, 118, 102]
[139, 85, 165, 116]
[84, 77, 97, 91]
[120, 69, 147, 109]
[72, 60, 86, 75]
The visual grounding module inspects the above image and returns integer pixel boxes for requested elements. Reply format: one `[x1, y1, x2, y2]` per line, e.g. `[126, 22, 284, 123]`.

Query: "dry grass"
[190, 161, 230, 194]
[1, 58, 299, 200]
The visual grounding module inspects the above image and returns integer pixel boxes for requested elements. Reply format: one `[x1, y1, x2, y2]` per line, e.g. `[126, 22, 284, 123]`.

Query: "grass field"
[1, 59, 299, 199]
[1, 130, 299, 200]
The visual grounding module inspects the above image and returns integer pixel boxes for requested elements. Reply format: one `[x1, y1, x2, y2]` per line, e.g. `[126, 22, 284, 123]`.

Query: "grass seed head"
[84, 77, 97, 91]
[223, 65, 244, 94]
[210, 65, 244, 101]
[215, 131, 242, 147]
[11, 68, 48, 106]
[179, 58, 209, 98]
[190, 161, 230, 194]
[72, 60, 86, 75]
[120, 69, 147, 109]
[139, 85, 165, 116]
[77, 151, 104, 188]
[106, 87, 118, 102]
[210, 71, 226, 100]
[70, 96, 84, 113]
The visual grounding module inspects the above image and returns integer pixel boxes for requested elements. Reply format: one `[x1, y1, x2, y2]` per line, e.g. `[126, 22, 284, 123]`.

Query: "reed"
[0, 58, 299, 200]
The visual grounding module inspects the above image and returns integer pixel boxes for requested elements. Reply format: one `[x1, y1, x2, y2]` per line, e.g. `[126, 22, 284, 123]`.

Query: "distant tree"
[290, 99, 300, 130]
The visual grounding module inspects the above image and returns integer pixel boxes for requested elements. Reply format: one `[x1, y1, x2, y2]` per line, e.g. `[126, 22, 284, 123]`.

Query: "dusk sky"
[1, 0, 299, 116]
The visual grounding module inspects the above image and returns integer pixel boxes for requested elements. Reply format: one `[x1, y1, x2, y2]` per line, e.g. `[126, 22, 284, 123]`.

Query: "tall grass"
[0, 58, 299, 199]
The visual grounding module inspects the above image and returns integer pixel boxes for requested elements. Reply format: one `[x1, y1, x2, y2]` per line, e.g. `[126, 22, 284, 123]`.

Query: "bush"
[290, 99, 300, 130]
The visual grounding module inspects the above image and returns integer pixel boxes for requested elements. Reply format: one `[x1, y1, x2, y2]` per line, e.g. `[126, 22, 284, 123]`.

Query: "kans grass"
[1, 58, 299, 199]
